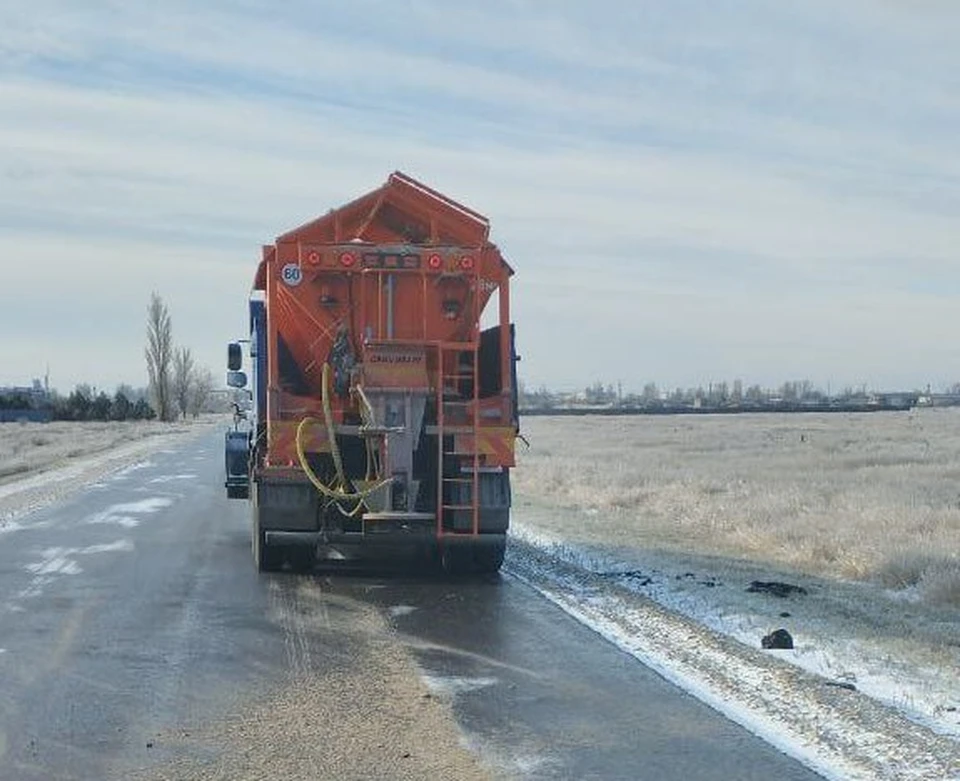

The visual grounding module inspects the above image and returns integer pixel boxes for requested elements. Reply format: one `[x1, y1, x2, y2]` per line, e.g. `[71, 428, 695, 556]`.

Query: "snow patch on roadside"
[509, 521, 960, 739]
[109, 497, 172, 514]
[506, 530, 960, 781]
[422, 674, 498, 697]
[17, 538, 135, 599]
[86, 514, 138, 529]
[110, 460, 152, 480]
[26, 554, 82, 576]
[459, 732, 558, 780]
[82, 539, 135, 555]
[148, 474, 197, 484]
[0, 518, 52, 536]
[83, 497, 173, 529]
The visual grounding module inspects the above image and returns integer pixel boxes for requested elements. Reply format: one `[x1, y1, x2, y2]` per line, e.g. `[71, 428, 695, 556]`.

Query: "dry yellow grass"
[513, 408, 960, 606]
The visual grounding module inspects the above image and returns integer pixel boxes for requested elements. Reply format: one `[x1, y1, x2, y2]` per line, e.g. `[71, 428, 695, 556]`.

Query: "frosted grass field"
[513, 408, 960, 607]
[0, 420, 205, 484]
[512, 409, 960, 750]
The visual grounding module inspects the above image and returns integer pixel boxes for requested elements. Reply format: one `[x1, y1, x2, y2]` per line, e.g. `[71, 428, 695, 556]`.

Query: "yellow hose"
[354, 384, 379, 482]
[295, 363, 393, 517]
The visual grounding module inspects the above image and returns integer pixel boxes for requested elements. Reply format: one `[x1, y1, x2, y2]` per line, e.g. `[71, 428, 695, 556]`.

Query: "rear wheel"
[286, 545, 316, 573]
[440, 544, 472, 576]
[440, 538, 506, 575]
[473, 538, 506, 574]
[252, 502, 282, 572]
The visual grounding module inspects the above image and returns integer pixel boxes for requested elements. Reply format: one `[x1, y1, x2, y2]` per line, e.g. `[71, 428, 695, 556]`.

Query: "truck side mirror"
[226, 370, 248, 389]
[227, 342, 242, 371]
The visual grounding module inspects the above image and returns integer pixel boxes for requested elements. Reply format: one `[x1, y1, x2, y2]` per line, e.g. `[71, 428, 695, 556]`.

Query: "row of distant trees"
[0, 385, 155, 421]
[145, 292, 215, 421]
[51, 386, 156, 421]
[520, 378, 931, 410]
[1, 375, 224, 422]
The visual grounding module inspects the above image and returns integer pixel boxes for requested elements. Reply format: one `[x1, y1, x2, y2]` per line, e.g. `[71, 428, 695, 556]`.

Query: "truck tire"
[440, 544, 472, 576]
[252, 503, 282, 572]
[440, 538, 506, 575]
[473, 538, 506, 573]
[287, 545, 315, 573]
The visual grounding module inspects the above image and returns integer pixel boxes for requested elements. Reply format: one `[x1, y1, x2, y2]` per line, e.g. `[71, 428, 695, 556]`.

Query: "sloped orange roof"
[254, 172, 512, 290]
[277, 171, 491, 246]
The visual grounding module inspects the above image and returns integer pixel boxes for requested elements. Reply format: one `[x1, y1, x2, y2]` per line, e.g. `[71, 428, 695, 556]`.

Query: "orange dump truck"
[225, 172, 519, 573]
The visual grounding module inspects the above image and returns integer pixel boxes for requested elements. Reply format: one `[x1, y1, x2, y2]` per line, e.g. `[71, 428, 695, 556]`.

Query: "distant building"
[0, 378, 52, 422]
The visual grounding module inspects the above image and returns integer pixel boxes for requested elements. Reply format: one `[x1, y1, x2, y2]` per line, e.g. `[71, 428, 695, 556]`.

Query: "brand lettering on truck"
[369, 352, 424, 364]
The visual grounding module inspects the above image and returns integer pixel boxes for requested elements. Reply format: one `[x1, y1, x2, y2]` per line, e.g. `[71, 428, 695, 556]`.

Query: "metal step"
[363, 511, 434, 522]
[358, 425, 405, 436]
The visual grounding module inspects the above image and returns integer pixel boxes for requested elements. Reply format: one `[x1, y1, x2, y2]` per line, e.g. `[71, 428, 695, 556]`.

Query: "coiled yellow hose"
[295, 363, 392, 517]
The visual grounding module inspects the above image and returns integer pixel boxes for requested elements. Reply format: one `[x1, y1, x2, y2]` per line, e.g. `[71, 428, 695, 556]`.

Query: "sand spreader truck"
[225, 172, 519, 573]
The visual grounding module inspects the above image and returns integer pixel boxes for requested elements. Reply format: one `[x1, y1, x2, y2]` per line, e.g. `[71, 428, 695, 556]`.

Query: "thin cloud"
[0, 1, 958, 392]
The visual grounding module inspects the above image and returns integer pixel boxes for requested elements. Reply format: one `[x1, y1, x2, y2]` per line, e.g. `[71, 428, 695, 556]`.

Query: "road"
[0, 429, 822, 780]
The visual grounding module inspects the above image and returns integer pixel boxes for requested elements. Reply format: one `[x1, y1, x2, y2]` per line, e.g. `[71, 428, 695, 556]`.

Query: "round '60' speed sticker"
[280, 263, 303, 287]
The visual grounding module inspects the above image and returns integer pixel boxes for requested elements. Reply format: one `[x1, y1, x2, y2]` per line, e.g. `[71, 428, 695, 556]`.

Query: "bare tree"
[145, 292, 174, 422]
[172, 346, 195, 420]
[189, 366, 214, 418]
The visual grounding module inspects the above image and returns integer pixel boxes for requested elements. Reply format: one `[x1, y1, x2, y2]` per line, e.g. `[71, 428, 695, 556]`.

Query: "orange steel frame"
[253, 173, 516, 482]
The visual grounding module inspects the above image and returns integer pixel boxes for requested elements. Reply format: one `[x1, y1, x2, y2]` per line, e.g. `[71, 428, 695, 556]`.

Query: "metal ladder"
[436, 342, 480, 538]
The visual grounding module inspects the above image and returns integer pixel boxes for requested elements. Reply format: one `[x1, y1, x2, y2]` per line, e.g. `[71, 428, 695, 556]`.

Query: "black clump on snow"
[747, 580, 808, 598]
[825, 681, 857, 691]
[761, 628, 794, 649]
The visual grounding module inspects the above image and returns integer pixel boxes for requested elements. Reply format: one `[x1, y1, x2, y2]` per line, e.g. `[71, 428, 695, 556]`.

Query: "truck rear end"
[227, 172, 518, 573]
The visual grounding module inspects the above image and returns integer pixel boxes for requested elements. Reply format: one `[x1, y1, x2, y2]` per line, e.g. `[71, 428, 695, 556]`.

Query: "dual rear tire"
[252, 516, 283, 572]
[440, 537, 507, 575]
[251, 514, 315, 573]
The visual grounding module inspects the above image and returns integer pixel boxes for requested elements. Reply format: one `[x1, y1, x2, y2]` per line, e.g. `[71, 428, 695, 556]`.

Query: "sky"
[1, 0, 959, 394]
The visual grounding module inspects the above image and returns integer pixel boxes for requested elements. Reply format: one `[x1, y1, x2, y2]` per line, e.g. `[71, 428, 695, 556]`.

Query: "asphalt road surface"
[0, 430, 823, 780]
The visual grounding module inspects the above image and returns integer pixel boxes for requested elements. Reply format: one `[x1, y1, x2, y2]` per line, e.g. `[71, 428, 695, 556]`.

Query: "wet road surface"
[0, 430, 822, 779]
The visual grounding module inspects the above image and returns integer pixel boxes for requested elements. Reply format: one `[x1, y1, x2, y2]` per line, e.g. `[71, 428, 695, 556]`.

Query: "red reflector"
[307, 251, 321, 265]
[340, 252, 356, 267]
[460, 255, 475, 270]
[428, 254, 442, 269]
